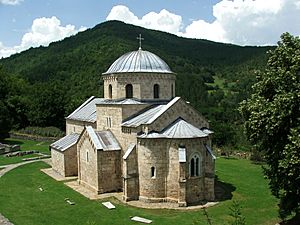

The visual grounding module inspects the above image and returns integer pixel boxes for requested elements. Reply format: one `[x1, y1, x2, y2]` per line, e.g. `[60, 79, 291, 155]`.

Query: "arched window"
[125, 84, 133, 98]
[153, 84, 159, 99]
[171, 84, 174, 98]
[190, 154, 201, 177]
[108, 84, 112, 99]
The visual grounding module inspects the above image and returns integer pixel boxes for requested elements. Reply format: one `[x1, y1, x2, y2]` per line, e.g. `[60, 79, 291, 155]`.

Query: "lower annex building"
[50, 44, 216, 206]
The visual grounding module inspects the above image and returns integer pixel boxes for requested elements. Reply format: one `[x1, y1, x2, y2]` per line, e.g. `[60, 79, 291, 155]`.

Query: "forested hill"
[0, 20, 274, 147]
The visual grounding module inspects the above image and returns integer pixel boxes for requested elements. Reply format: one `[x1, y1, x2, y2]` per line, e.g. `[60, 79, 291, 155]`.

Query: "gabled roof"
[138, 117, 209, 139]
[85, 126, 121, 151]
[66, 96, 104, 123]
[67, 97, 148, 123]
[122, 97, 180, 127]
[50, 133, 80, 152]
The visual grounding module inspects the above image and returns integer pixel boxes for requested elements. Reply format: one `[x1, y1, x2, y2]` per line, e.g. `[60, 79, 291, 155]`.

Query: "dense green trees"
[240, 33, 300, 218]
[0, 21, 271, 146]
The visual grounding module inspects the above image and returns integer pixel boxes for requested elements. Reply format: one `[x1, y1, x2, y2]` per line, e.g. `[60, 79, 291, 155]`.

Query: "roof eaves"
[147, 97, 181, 124]
[66, 96, 95, 119]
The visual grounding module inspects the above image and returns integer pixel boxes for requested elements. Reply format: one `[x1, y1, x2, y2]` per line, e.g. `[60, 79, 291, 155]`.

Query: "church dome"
[103, 49, 173, 74]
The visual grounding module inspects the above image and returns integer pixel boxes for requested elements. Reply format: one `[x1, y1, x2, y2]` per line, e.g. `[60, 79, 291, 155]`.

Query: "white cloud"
[0, 0, 23, 5]
[106, 1, 300, 46]
[0, 16, 86, 58]
[107, 5, 182, 35]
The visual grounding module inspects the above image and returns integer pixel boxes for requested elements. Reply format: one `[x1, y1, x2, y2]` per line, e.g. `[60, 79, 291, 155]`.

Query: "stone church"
[50, 41, 216, 206]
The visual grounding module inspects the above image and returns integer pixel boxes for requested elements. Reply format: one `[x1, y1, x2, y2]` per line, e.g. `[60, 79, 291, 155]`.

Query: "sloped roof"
[67, 97, 148, 123]
[103, 49, 173, 75]
[138, 117, 209, 139]
[66, 96, 104, 123]
[205, 144, 216, 160]
[50, 133, 80, 152]
[122, 97, 180, 127]
[85, 126, 120, 151]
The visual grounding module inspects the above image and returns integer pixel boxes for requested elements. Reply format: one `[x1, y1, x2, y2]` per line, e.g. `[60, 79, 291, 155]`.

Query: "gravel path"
[0, 213, 14, 225]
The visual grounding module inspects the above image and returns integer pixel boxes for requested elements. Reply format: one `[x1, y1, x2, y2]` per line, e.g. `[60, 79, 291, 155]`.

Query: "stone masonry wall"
[147, 98, 209, 133]
[66, 119, 96, 135]
[64, 145, 78, 176]
[77, 132, 99, 193]
[137, 137, 214, 204]
[97, 150, 122, 193]
[123, 146, 139, 201]
[51, 149, 65, 176]
[103, 73, 176, 101]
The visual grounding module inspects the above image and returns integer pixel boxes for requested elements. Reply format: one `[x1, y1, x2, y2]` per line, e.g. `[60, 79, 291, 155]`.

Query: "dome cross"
[137, 34, 144, 50]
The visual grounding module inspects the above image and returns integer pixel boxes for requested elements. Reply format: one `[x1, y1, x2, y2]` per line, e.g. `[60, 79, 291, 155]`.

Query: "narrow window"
[86, 151, 89, 162]
[108, 84, 112, 99]
[153, 84, 159, 99]
[151, 166, 156, 178]
[196, 158, 199, 176]
[190, 154, 201, 177]
[171, 84, 174, 98]
[125, 84, 133, 98]
[190, 158, 195, 177]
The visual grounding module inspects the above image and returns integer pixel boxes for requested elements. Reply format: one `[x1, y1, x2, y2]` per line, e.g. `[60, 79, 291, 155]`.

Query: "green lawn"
[0, 158, 280, 225]
[0, 138, 51, 166]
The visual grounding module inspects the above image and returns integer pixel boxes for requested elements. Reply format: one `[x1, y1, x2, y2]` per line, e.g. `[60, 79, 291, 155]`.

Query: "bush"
[16, 126, 64, 138]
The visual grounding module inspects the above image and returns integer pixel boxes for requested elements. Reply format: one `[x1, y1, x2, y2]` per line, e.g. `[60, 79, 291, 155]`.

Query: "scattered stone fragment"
[65, 198, 75, 205]
[102, 201, 115, 209]
[131, 216, 152, 224]
[39, 187, 43, 191]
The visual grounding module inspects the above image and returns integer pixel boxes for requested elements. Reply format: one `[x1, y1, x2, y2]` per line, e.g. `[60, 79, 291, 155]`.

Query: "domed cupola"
[102, 35, 176, 101]
[103, 49, 173, 75]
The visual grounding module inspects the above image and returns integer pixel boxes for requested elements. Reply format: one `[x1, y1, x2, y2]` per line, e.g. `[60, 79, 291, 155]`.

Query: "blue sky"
[1, 0, 300, 58]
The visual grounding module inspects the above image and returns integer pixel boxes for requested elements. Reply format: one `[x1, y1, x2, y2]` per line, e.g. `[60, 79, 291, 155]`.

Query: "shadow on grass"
[214, 175, 236, 201]
[2, 139, 24, 145]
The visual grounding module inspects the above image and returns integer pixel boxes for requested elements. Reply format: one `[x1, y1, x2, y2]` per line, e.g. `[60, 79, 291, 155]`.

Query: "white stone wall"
[66, 119, 96, 135]
[103, 73, 176, 100]
[51, 149, 65, 176]
[147, 98, 209, 132]
[137, 137, 214, 204]
[77, 132, 99, 193]
[64, 145, 78, 176]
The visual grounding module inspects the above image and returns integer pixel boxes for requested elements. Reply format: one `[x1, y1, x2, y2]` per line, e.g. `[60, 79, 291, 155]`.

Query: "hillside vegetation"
[0, 20, 273, 148]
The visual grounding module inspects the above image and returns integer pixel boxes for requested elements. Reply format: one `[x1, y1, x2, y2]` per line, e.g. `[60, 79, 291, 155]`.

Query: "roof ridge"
[86, 126, 103, 150]
[67, 96, 95, 119]
[147, 97, 181, 124]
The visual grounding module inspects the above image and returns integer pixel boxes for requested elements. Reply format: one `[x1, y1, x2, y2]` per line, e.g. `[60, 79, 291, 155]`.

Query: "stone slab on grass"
[131, 216, 152, 224]
[102, 201, 115, 209]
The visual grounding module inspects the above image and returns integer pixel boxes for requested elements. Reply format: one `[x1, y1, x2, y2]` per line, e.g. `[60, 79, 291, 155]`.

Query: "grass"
[206, 76, 236, 95]
[0, 158, 280, 225]
[0, 138, 51, 166]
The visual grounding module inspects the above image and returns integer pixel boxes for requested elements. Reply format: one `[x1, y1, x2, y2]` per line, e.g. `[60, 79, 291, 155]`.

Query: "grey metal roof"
[122, 97, 180, 127]
[50, 133, 80, 152]
[95, 130, 121, 151]
[67, 97, 148, 123]
[97, 98, 146, 105]
[66, 96, 105, 123]
[202, 128, 214, 135]
[85, 126, 121, 151]
[138, 118, 208, 139]
[205, 144, 216, 160]
[123, 143, 136, 159]
[103, 49, 173, 75]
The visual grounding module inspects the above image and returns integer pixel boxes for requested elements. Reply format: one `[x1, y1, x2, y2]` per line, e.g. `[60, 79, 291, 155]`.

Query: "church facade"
[50, 45, 215, 206]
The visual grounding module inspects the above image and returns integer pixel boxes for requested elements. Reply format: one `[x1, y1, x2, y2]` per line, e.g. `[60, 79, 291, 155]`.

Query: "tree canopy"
[239, 33, 300, 218]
